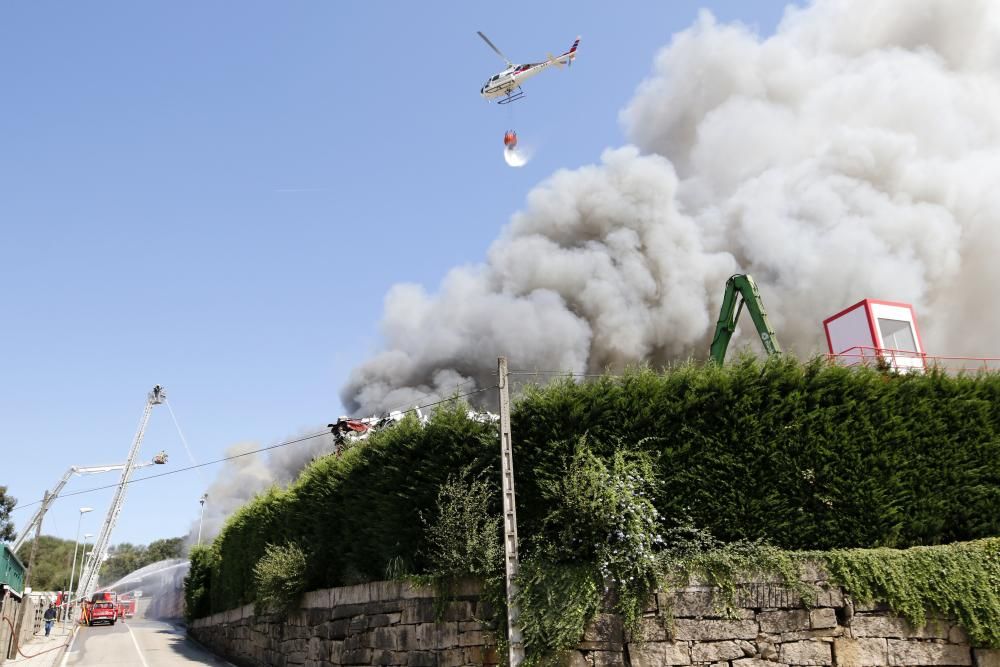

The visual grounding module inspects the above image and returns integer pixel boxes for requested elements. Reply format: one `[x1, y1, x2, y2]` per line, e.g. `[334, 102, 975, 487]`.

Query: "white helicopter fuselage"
[480, 61, 556, 99]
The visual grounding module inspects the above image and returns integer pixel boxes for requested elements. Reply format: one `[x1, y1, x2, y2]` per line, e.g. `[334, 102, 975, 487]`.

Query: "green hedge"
[187, 358, 1000, 617]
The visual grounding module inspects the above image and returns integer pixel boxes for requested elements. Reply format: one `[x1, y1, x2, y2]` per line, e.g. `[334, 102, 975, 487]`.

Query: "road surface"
[61, 618, 228, 666]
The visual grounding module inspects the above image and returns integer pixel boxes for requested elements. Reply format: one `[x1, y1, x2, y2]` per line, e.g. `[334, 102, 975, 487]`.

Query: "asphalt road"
[61, 619, 228, 667]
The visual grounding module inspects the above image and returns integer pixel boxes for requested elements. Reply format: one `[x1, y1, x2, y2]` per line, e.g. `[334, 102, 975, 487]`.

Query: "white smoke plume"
[190, 432, 335, 543]
[342, 0, 1000, 414]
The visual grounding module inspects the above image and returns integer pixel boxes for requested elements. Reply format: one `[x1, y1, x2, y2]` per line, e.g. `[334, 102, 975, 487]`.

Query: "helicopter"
[478, 31, 580, 104]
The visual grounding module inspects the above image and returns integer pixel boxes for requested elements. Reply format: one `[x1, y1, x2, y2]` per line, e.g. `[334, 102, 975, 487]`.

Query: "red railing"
[828, 346, 1000, 373]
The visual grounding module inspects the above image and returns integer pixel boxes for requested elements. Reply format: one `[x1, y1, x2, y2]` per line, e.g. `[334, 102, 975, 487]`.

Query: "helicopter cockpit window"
[491, 75, 499, 81]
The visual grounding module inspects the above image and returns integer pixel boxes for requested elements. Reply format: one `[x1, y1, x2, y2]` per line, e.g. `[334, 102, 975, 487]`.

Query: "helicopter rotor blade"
[477, 31, 513, 66]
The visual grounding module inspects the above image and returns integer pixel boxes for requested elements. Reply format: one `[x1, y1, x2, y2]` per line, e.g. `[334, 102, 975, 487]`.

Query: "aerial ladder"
[75, 385, 166, 602]
[709, 274, 782, 365]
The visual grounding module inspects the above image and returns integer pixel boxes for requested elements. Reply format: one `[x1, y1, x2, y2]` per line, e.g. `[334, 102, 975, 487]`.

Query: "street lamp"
[198, 494, 208, 547]
[66, 508, 93, 621]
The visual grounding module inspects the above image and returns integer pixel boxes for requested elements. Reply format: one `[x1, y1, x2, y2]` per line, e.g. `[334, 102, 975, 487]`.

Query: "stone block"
[591, 650, 626, 667]
[631, 617, 668, 642]
[407, 651, 438, 667]
[584, 614, 625, 644]
[852, 601, 891, 613]
[402, 600, 438, 625]
[308, 608, 332, 626]
[974, 649, 1000, 667]
[439, 649, 466, 667]
[627, 641, 692, 667]
[814, 587, 845, 608]
[758, 610, 810, 634]
[348, 616, 368, 635]
[460, 621, 483, 633]
[332, 583, 373, 607]
[416, 621, 460, 649]
[369, 614, 394, 628]
[851, 615, 948, 639]
[692, 640, 747, 662]
[369, 580, 403, 602]
[810, 608, 837, 630]
[459, 630, 484, 647]
[303, 589, 332, 609]
[733, 658, 788, 667]
[758, 640, 778, 661]
[395, 626, 420, 651]
[343, 648, 374, 665]
[373, 649, 397, 665]
[464, 646, 500, 667]
[672, 619, 759, 641]
[779, 640, 832, 666]
[949, 625, 970, 645]
[331, 604, 367, 621]
[888, 640, 971, 666]
[562, 650, 592, 667]
[476, 600, 496, 620]
[373, 626, 400, 650]
[666, 588, 722, 618]
[324, 619, 350, 640]
[366, 601, 406, 616]
[401, 581, 438, 599]
[779, 627, 843, 642]
[441, 601, 474, 622]
[307, 636, 324, 660]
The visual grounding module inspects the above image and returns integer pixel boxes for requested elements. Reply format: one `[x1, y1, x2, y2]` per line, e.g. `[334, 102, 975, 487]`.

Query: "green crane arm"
[709, 274, 782, 365]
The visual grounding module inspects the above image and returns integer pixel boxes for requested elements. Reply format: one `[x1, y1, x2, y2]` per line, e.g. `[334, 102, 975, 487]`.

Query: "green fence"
[0, 543, 25, 596]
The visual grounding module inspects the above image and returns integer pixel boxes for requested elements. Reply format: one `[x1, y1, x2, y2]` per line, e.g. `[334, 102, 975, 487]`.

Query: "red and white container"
[823, 299, 925, 370]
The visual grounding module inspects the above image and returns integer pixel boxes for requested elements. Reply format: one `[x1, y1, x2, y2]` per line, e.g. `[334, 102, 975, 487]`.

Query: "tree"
[15, 536, 76, 592]
[0, 486, 16, 543]
[99, 537, 186, 585]
[13, 535, 187, 591]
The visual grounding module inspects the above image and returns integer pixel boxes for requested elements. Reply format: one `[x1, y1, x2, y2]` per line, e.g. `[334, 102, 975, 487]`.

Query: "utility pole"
[497, 357, 523, 667]
[13, 491, 51, 656]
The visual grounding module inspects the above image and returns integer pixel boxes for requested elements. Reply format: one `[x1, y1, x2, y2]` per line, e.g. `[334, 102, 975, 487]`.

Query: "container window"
[878, 318, 917, 352]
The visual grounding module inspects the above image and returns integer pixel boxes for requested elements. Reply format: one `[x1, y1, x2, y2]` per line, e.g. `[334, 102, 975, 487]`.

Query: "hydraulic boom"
[709, 274, 782, 365]
[10, 465, 136, 554]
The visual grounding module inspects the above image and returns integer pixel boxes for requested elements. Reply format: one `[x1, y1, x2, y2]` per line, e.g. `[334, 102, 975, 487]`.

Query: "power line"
[12, 385, 498, 514]
[506, 370, 619, 378]
[11, 431, 330, 513]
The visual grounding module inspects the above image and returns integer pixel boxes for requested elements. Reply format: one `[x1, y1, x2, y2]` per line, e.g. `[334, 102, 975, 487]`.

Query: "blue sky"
[0, 2, 790, 550]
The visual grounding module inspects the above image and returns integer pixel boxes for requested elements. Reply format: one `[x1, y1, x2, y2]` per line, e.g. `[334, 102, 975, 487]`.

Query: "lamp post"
[66, 508, 93, 621]
[198, 494, 208, 546]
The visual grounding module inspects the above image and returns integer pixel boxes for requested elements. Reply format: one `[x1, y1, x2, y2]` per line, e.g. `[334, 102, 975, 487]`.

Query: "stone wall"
[189, 574, 998, 667]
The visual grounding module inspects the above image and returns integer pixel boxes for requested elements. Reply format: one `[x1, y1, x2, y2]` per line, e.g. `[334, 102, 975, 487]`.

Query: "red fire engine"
[81, 592, 118, 626]
[117, 594, 137, 618]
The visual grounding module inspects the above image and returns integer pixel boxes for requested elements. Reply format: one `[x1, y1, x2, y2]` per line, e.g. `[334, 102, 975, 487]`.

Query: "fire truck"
[117, 594, 137, 618]
[81, 592, 118, 626]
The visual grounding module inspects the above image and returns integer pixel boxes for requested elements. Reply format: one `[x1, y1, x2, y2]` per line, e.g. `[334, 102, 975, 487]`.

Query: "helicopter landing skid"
[497, 89, 526, 105]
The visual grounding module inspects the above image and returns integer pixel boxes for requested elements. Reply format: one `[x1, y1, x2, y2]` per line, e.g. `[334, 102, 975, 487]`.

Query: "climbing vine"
[817, 538, 1000, 647]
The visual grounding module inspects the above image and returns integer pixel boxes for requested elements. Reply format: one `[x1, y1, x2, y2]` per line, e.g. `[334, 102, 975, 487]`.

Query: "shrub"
[184, 545, 218, 621]
[422, 472, 504, 581]
[253, 543, 308, 615]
